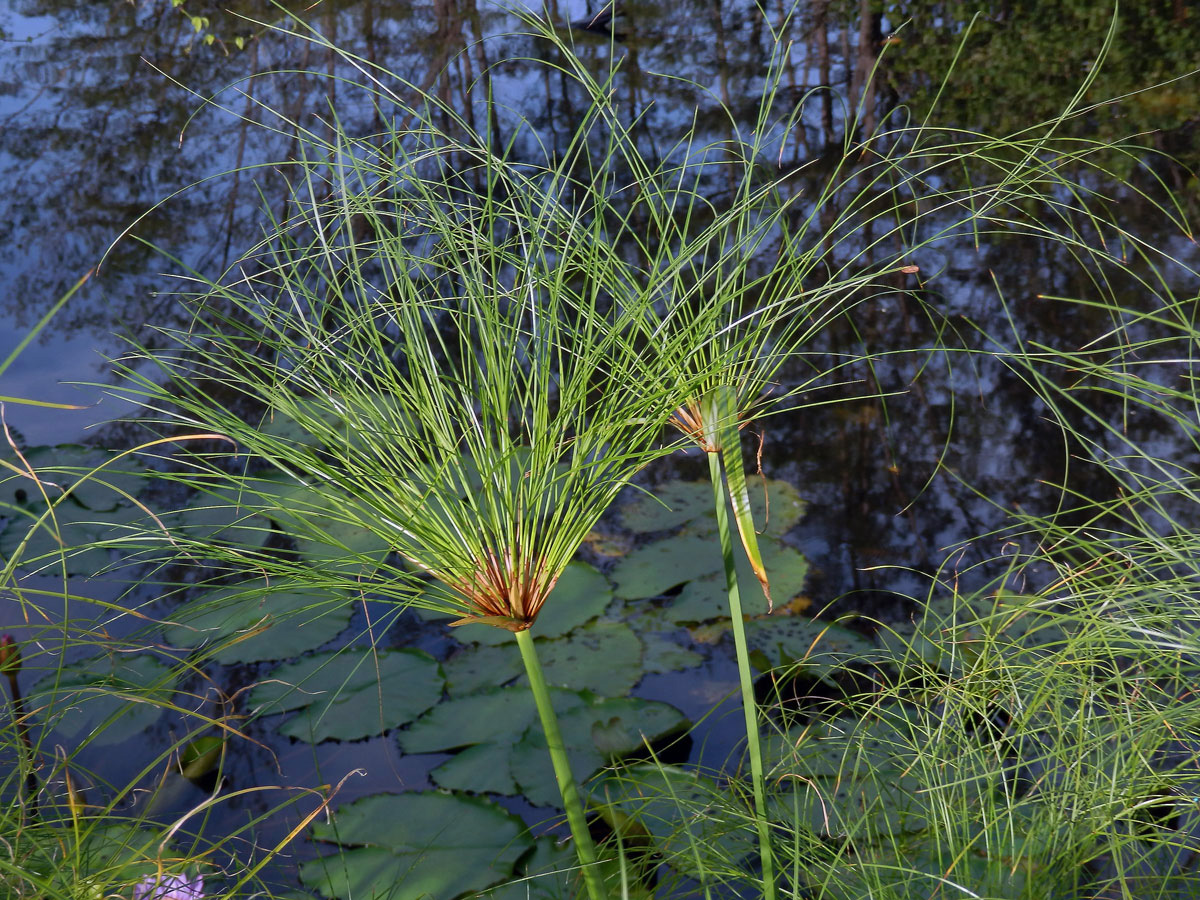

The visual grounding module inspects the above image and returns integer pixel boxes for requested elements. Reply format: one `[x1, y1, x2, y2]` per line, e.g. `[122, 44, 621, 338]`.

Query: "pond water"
[1, 0, 1197, 896]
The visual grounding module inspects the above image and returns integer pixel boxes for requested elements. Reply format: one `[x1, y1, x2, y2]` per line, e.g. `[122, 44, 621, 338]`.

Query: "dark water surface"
[1, 0, 1197, 893]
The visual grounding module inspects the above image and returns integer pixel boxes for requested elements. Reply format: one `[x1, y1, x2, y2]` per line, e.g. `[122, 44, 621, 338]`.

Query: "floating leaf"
[589, 764, 755, 878]
[509, 696, 690, 807]
[444, 620, 641, 697]
[621, 478, 806, 538]
[169, 485, 273, 549]
[250, 648, 442, 742]
[163, 579, 353, 664]
[1, 445, 147, 512]
[640, 633, 704, 674]
[407, 689, 687, 805]
[441, 644, 524, 696]
[667, 538, 809, 624]
[611, 534, 721, 600]
[529, 622, 642, 694]
[769, 771, 927, 837]
[474, 839, 577, 900]
[250, 476, 390, 576]
[34, 654, 174, 747]
[303, 792, 533, 900]
[399, 687, 583, 753]
[621, 482, 712, 532]
[744, 616, 873, 674]
[430, 741, 519, 795]
[0, 499, 137, 575]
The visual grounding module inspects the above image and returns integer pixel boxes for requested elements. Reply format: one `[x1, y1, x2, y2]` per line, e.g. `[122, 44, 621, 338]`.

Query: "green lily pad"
[249, 476, 391, 576]
[408, 689, 688, 805]
[508, 697, 690, 807]
[250, 647, 443, 742]
[429, 741, 520, 795]
[763, 713, 916, 779]
[621, 482, 713, 532]
[162, 579, 353, 665]
[441, 644, 524, 696]
[443, 621, 642, 697]
[0, 504, 111, 573]
[1, 445, 148, 512]
[640, 633, 704, 674]
[589, 764, 755, 878]
[611, 534, 722, 600]
[0, 499, 138, 576]
[476, 838, 655, 900]
[453, 562, 613, 646]
[33, 654, 175, 747]
[769, 771, 928, 837]
[666, 538, 809, 624]
[169, 486, 274, 549]
[531, 622, 643, 694]
[744, 616, 873, 674]
[621, 478, 806, 537]
[303, 792, 533, 900]
[474, 838, 577, 900]
[399, 687, 585, 753]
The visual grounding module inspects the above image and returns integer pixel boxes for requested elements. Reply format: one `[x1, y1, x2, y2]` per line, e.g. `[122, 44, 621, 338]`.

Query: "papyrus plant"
[115, 97, 712, 897]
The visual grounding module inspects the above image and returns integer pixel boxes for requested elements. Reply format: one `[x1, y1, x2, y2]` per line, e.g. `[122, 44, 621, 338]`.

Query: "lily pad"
[611, 534, 722, 600]
[621, 478, 806, 537]
[1, 445, 148, 512]
[250, 477, 391, 576]
[588, 764, 755, 878]
[162, 579, 353, 664]
[443, 621, 643, 697]
[621, 481, 713, 532]
[399, 687, 583, 753]
[476, 838, 655, 900]
[509, 696, 690, 807]
[666, 538, 809, 624]
[250, 647, 443, 742]
[640, 633, 704, 674]
[169, 486, 274, 549]
[302, 792, 532, 900]
[769, 771, 928, 837]
[453, 562, 613, 646]
[744, 616, 873, 674]
[0, 499, 138, 576]
[429, 741, 519, 795]
[532, 622, 643, 694]
[404, 689, 688, 805]
[34, 654, 175, 747]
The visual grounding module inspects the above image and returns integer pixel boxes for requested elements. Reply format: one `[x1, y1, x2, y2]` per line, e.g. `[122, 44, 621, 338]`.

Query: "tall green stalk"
[515, 629, 606, 900]
[706, 451, 775, 898]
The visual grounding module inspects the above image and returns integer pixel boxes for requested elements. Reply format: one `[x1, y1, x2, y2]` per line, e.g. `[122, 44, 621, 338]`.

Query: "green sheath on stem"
[515, 628, 607, 900]
[708, 451, 776, 899]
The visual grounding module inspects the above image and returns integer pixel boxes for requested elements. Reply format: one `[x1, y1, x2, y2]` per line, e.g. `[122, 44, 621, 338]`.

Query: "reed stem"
[515, 628, 606, 900]
[707, 451, 776, 899]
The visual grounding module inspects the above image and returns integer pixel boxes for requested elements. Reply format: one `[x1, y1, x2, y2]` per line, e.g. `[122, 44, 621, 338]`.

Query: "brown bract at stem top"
[443, 545, 561, 633]
[669, 397, 750, 454]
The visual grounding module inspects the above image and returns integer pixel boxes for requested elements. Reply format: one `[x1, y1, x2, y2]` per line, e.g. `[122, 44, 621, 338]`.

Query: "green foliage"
[303, 792, 534, 900]
[249, 647, 443, 742]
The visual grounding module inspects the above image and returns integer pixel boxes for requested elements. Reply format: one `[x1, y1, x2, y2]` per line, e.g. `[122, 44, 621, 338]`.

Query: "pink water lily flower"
[132, 873, 204, 900]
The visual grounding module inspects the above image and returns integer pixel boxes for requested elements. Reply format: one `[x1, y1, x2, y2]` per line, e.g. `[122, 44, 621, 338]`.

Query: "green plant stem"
[514, 628, 606, 900]
[708, 451, 776, 899]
